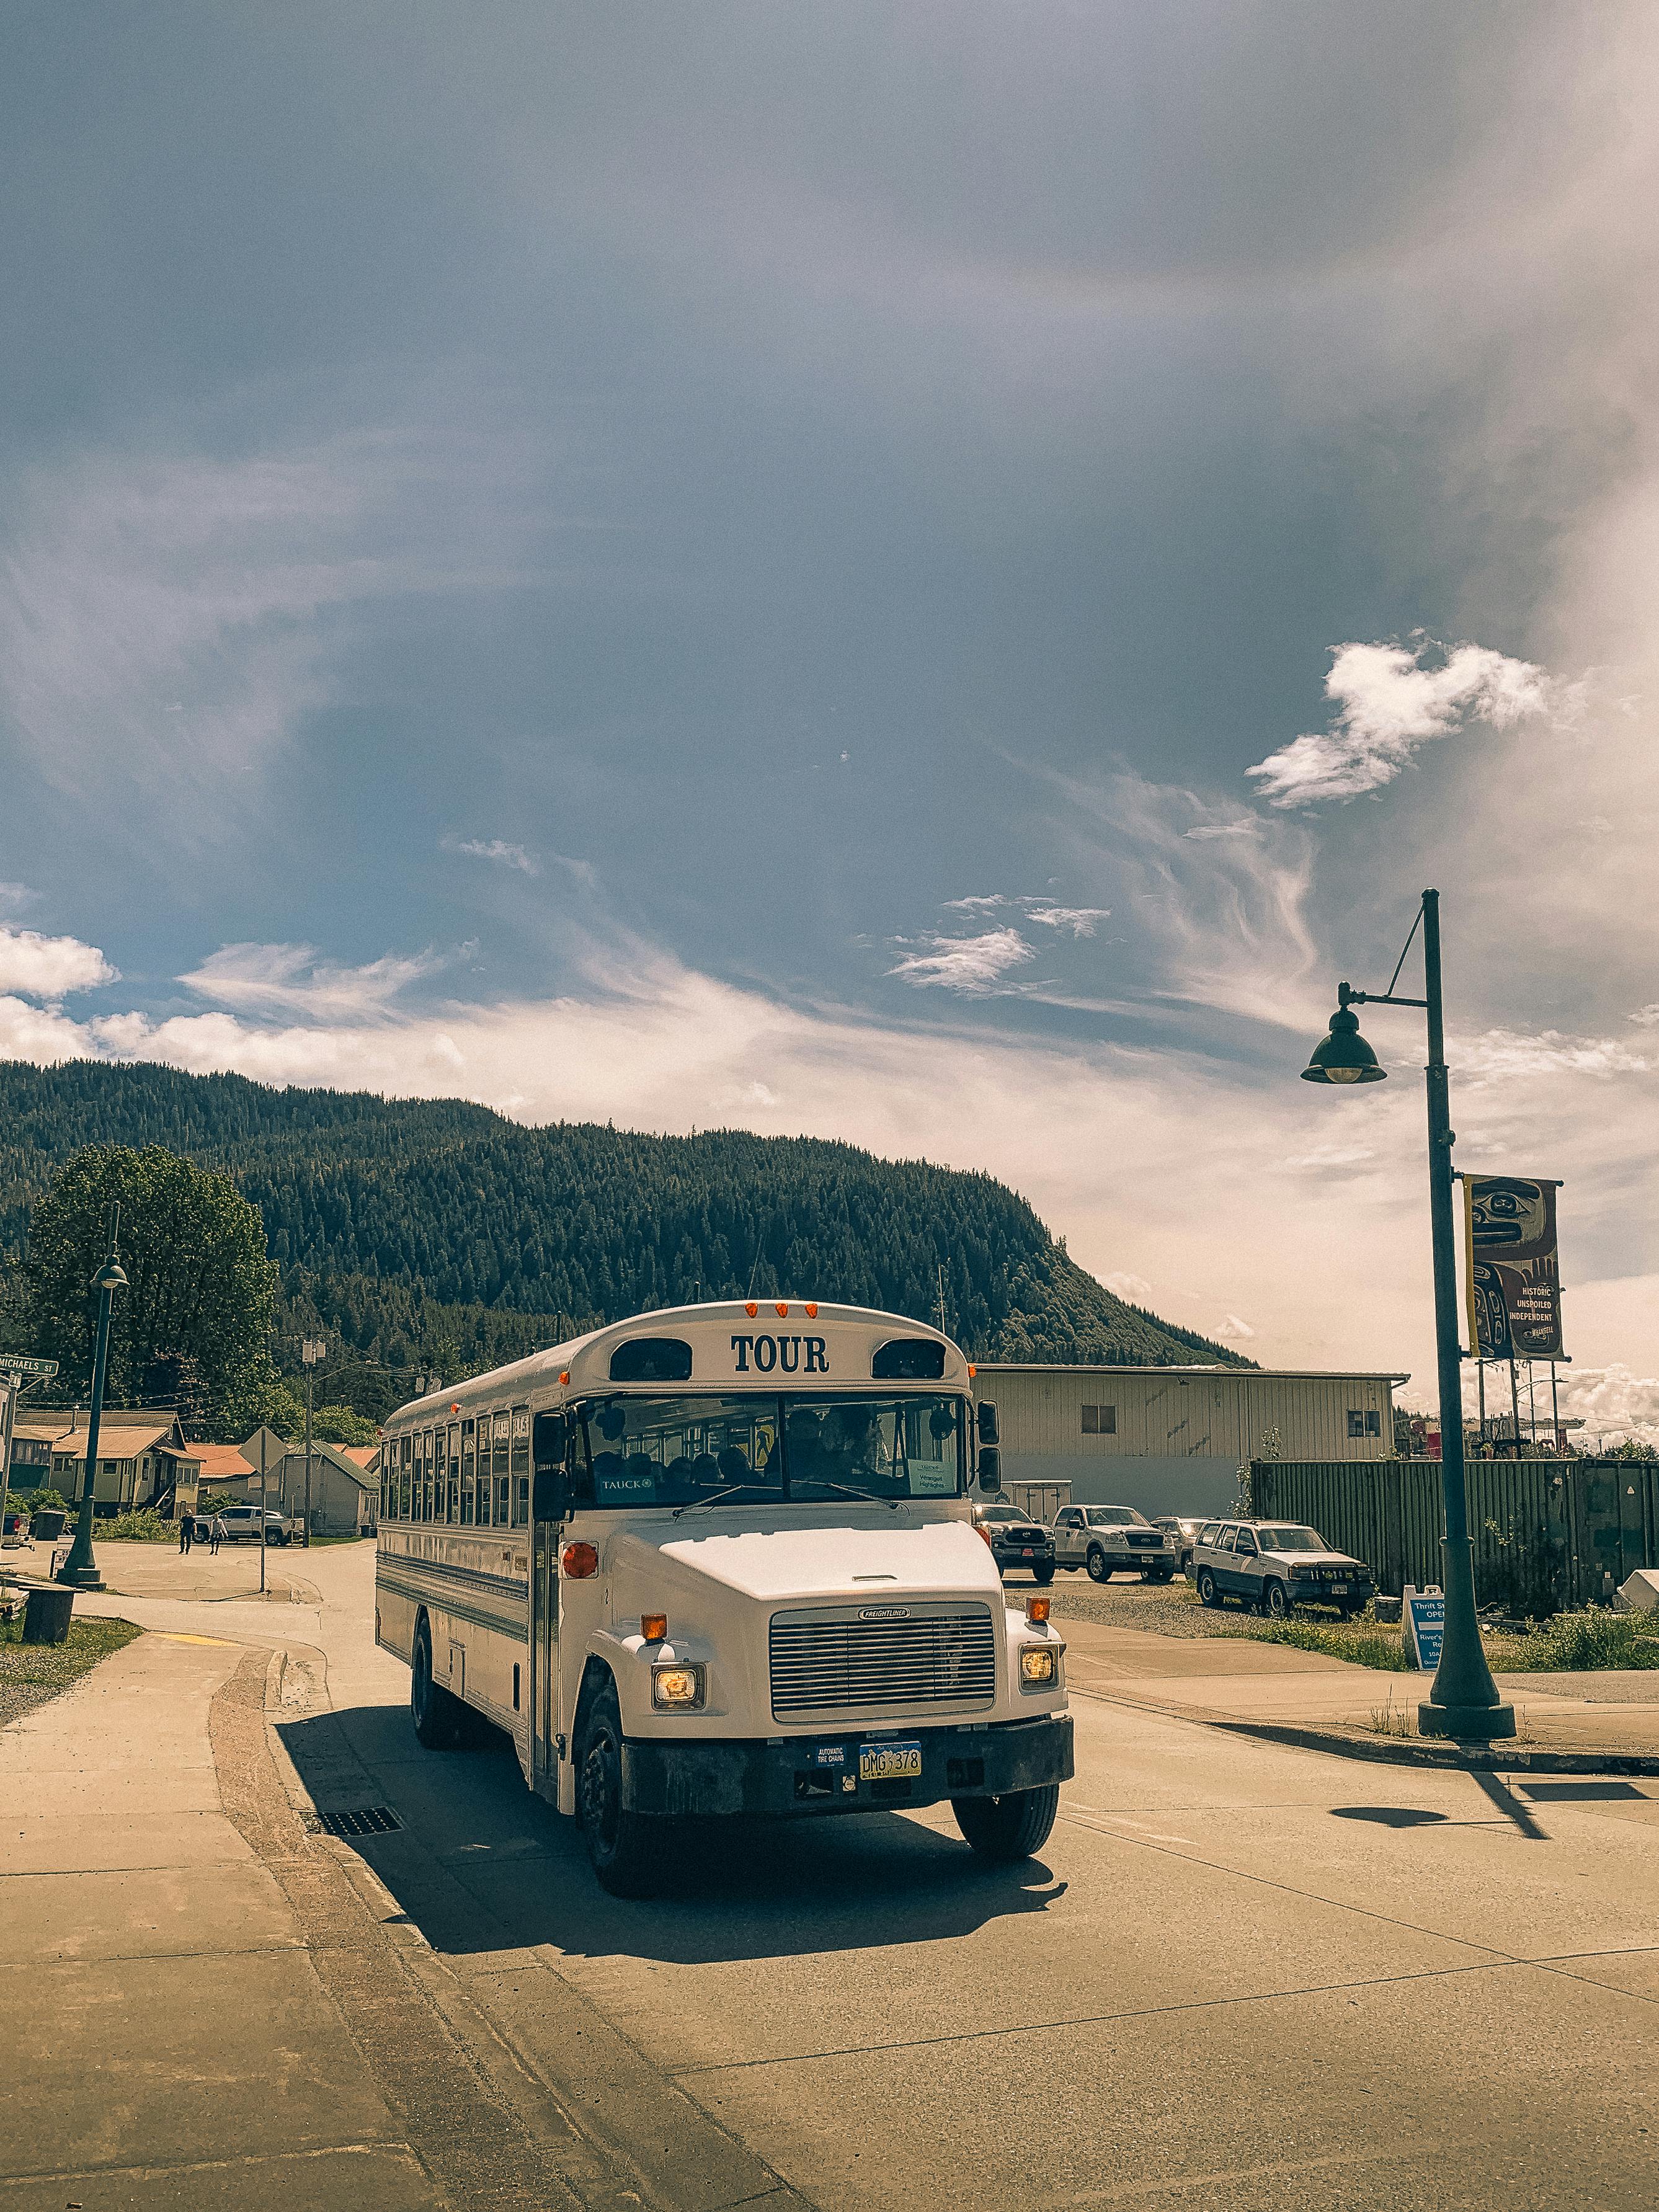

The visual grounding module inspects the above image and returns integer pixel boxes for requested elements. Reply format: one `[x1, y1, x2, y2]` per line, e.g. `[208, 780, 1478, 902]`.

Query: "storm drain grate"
[314, 1804, 403, 1838]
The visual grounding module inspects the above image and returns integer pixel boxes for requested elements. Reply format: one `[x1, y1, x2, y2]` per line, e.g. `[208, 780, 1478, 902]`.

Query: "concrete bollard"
[22, 1584, 74, 1645]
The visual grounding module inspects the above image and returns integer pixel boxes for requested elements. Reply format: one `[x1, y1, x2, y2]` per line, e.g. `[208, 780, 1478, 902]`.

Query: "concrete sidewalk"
[1057, 1611, 1659, 1766]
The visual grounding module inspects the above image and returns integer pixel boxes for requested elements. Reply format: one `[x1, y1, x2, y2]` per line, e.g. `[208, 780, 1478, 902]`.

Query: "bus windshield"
[576, 1393, 965, 1508]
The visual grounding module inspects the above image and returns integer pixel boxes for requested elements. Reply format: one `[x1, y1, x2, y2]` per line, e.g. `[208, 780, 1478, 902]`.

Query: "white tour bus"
[376, 1299, 1072, 1893]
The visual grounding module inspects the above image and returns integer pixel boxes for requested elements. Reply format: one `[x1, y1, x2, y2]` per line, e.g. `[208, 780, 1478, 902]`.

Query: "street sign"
[1403, 1585, 1446, 1671]
[0, 1356, 58, 1378]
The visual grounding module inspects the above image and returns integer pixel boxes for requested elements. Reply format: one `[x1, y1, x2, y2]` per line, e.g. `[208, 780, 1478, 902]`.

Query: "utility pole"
[301, 1338, 326, 1548]
[257, 1424, 269, 1594]
[935, 1263, 948, 1338]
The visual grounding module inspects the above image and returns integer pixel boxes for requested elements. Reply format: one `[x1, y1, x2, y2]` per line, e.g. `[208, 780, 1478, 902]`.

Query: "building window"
[1347, 1409, 1381, 1439]
[1080, 1404, 1116, 1436]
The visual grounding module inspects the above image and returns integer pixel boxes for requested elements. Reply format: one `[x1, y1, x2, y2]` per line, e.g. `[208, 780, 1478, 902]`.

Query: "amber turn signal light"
[561, 1541, 599, 1578]
[1025, 1594, 1051, 1623]
[641, 1613, 668, 1642]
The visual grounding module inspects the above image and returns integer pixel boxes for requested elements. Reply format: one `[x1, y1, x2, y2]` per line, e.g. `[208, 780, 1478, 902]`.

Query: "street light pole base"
[1418, 1699, 1516, 1741]
[53, 1564, 104, 1591]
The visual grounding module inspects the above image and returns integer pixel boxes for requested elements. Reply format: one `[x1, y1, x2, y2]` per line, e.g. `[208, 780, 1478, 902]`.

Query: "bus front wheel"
[576, 1678, 668, 1899]
[411, 1620, 470, 1750]
[953, 1785, 1060, 1862]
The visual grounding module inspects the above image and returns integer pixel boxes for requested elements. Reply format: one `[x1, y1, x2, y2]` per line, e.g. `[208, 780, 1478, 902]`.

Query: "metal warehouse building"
[974, 1364, 1408, 1519]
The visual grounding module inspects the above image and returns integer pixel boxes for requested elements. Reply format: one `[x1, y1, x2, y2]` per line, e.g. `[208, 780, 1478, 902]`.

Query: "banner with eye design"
[1462, 1174, 1565, 1360]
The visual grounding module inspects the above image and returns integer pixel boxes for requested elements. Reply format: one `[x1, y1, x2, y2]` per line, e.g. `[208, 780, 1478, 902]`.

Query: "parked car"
[1190, 1519, 1374, 1619]
[210, 1504, 298, 1546]
[971, 1502, 1057, 1584]
[1051, 1504, 1180, 1583]
[1152, 1516, 1206, 1572]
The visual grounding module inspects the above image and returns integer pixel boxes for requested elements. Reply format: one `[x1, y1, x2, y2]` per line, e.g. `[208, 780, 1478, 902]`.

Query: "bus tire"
[411, 1617, 469, 1750]
[576, 1677, 666, 1899]
[953, 1785, 1060, 1862]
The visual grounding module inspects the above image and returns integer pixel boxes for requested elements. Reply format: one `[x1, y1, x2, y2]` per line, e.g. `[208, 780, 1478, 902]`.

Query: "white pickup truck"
[203, 1504, 300, 1546]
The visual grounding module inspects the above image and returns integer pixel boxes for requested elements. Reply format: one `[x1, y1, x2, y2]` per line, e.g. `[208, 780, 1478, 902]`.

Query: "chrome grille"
[770, 1606, 997, 1718]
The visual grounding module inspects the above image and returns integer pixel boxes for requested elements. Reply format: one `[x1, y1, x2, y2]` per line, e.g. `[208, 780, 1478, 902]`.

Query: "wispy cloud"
[887, 927, 1036, 994]
[0, 421, 545, 828]
[1246, 640, 1557, 807]
[1456, 1026, 1653, 1080]
[0, 926, 117, 1001]
[0, 883, 35, 914]
[1026, 905, 1110, 937]
[178, 941, 442, 1020]
[445, 835, 540, 875]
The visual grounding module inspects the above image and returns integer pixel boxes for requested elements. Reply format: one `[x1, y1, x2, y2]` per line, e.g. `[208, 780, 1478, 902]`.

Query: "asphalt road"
[76, 1540, 1659, 2211]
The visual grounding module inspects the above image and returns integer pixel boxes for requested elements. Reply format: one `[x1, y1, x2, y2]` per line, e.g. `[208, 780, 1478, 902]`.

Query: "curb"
[1209, 1717, 1659, 1777]
[1071, 1682, 1659, 1776]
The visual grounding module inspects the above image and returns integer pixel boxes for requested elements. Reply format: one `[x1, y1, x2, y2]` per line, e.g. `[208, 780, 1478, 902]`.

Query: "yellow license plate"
[859, 1740, 922, 1782]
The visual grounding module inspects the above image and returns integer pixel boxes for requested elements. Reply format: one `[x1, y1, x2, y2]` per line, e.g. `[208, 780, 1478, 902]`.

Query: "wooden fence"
[1248, 1457, 1659, 1612]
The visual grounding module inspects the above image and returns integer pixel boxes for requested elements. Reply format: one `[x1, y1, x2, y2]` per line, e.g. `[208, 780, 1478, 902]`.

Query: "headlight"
[652, 1663, 706, 1710]
[1019, 1645, 1058, 1687]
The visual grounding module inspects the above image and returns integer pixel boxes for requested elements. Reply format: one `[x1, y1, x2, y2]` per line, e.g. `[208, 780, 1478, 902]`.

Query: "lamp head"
[1302, 1003, 1386, 1085]
[92, 1258, 128, 1294]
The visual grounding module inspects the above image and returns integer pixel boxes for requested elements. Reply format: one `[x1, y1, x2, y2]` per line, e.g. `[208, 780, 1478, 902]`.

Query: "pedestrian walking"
[179, 1512, 194, 1554]
[208, 1514, 225, 1557]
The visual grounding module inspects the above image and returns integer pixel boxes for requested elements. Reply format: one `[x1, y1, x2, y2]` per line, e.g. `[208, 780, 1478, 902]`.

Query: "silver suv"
[1052, 1504, 1180, 1583]
[1190, 1519, 1373, 1619]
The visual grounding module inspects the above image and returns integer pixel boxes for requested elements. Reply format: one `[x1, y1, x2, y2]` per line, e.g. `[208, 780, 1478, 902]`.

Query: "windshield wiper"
[796, 1480, 902, 1512]
[670, 1485, 758, 1518]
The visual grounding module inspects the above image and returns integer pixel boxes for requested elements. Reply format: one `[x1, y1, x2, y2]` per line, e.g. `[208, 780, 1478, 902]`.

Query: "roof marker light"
[745, 1302, 758, 1318]
[804, 1302, 818, 1318]
[775, 1301, 788, 1318]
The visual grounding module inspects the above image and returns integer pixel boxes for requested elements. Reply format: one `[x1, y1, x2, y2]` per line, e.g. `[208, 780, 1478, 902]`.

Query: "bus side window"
[460, 1419, 475, 1524]
[476, 1416, 492, 1526]
[399, 1435, 412, 1522]
[511, 1407, 530, 1524]
[447, 1423, 460, 1522]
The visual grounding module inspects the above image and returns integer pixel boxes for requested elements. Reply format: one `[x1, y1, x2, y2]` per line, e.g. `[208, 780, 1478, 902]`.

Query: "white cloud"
[1216, 1313, 1258, 1340]
[1630, 1005, 1659, 1029]
[0, 926, 116, 1000]
[1246, 640, 1557, 807]
[0, 883, 35, 913]
[1456, 1027, 1652, 1080]
[445, 836, 540, 876]
[1104, 1271, 1153, 1304]
[1553, 1364, 1659, 1452]
[177, 941, 442, 1020]
[1025, 905, 1110, 937]
[1182, 822, 1260, 841]
[887, 927, 1036, 994]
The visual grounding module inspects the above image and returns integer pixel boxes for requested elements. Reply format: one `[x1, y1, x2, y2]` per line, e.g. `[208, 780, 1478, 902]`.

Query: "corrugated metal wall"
[978, 1368, 1395, 1465]
[1250, 1458, 1659, 1610]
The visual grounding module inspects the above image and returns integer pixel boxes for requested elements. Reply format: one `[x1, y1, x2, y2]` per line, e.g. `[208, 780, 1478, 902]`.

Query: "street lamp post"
[301, 1338, 326, 1549]
[1302, 889, 1514, 1740]
[56, 1205, 128, 1592]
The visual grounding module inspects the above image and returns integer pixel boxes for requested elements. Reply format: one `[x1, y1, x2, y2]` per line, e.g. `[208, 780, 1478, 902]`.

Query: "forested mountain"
[1, 1060, 1250, 1411]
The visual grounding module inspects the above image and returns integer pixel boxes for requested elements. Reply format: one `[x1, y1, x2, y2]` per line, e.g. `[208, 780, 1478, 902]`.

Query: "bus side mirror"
[977, 1447, 1001, 1495]
[533, 1467, 571, 1521]
[976, 1403, 999, 1447]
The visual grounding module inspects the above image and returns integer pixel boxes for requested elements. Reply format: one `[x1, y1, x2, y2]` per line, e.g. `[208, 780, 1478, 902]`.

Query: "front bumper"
[621, 1713, 1074, 1819]
[992, 1543, 1054, 1568]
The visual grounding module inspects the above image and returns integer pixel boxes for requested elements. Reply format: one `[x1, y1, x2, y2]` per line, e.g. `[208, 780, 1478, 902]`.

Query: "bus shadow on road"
[277, 1705, 1067, 1966]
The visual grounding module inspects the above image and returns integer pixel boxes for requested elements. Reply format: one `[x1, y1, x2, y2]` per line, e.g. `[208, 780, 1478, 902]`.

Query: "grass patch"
[1048, 1576, 1659, 1675]
[0, 1613, 143, 1724]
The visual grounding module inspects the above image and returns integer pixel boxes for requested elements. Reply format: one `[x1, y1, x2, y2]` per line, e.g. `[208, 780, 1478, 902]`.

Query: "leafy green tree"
[23, 1145, 278, 1426]
[310, 1403, 380, 1446]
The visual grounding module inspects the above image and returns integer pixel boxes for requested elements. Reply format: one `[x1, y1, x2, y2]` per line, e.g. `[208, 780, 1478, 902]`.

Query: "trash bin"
[22, 1584, 74, 1645]
[31, 1509, 66, 1540]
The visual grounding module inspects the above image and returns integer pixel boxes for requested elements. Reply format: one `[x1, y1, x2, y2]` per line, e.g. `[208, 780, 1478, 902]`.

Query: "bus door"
[528, 1413, 570, 1798]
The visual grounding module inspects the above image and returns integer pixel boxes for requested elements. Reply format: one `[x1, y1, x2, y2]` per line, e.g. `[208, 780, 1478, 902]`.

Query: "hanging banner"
[1462, 1175, 1565, 1359]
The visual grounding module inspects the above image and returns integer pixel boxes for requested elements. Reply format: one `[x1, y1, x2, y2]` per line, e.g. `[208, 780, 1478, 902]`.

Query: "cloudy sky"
[3, 4, 1657, 1435]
